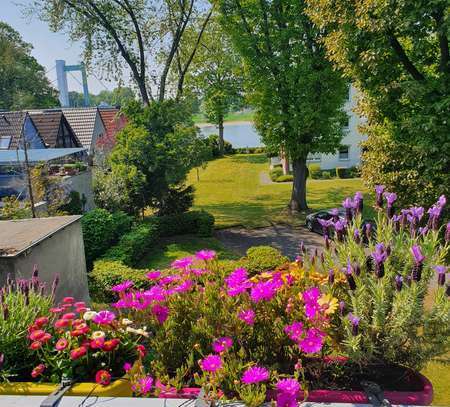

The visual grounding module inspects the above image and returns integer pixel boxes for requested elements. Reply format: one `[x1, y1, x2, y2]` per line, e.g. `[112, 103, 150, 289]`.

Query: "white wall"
[308, 85, 367, 170]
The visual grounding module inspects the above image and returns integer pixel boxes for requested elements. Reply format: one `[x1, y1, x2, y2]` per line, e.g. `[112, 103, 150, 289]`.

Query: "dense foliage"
[305, 0, 450, 209]
[96, 100, 206, 215]
[81, 209, 133, 267]
[0, 21, 58, 110]
[217, 0, 348, 211]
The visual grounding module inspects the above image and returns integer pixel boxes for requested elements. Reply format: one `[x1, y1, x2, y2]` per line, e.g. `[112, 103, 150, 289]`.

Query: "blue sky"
[3, 0, 115, 94]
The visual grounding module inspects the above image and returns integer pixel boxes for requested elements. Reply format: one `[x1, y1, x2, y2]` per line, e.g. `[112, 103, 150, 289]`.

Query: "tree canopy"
[306, 0, 450, 208]
[217, 0, 347, 210]
[31, 0, 212, 105]
[0, 21, 58, 110]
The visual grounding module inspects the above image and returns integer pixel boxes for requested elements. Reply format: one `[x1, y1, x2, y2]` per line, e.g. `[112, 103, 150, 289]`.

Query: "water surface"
[198, 121, 262, 148]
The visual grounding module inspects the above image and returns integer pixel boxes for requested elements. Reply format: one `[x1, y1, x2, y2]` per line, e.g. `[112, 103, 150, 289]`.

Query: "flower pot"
[0, 379, 132, 397]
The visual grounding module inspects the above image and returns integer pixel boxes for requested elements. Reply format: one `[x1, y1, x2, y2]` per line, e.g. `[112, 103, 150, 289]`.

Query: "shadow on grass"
[227, 154, 268, 165]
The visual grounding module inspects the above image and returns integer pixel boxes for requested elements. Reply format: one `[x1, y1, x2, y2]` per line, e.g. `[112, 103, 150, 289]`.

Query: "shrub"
[275, 174, 293, 182]
[89, 260, 150, 303]
[147, 210, 215, 238]
[59, 191, 84, 215]
[239, 246, 288, 275]
[347, 166, 360, 178]
[0, 272, 54, 380]
[154, 185, 195, 216]
[103, 223, 160, 267]
[321, 171, 331, 179]
[308, 163, 321, 179]
[207, 134, 234, 157]
[81, 209, 133, 266]
[269, 167, 283, 181]
[335, 166, 348, 178]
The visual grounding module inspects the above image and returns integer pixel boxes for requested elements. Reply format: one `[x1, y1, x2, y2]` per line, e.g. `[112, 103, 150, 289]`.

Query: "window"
[344, 114, 350, 128]
[307, 153, 321, 162]
[339, 146, 349, 160]
[0, 136, 11, 149]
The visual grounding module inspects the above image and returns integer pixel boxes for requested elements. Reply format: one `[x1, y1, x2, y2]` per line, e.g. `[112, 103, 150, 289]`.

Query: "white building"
[307, 85, 366, 170]
[271, 85, 366, 172]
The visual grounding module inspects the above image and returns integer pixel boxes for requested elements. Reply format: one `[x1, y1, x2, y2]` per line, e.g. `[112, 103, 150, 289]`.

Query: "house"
[97, 107, 127, 150]
[0, 215, 90, 302]
[29, 110, 82, 148]
[271, 85, 367, 172]
[0, 111, 46, 150]
[62, 108, 106, 155]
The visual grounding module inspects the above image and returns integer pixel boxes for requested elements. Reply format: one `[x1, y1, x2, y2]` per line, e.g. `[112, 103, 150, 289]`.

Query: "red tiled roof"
[98, 108, 127, 148]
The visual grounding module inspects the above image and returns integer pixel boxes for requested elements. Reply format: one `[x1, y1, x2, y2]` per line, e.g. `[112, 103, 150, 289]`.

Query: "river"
[198, 121, 263, 148]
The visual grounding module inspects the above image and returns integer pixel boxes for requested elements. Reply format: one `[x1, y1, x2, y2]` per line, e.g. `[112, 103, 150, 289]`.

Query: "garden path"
[215, 224, 323, 258]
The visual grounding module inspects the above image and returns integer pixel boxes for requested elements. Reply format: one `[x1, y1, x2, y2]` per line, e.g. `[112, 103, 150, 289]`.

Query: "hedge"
[238, 246, 288, 276]
[269, 168, 283, 181]
[275, 174, 293, 182]
[102, 223, 160, 267]
[89, 260, 150, 303]
[81, 209, 133, 267]
[308, 164, 322, 179]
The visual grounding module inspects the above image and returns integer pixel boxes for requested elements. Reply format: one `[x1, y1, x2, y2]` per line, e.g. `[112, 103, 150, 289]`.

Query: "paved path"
[215, 224, 324, 259]
[259, 171, 273, 185]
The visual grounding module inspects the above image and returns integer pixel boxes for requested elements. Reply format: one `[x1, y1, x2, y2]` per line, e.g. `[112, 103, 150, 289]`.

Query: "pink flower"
[62, 312, 76, 320]
[95, 370, 111, 386]
[212, 337, 233, 353]
[242, 366, 270, 384]
[284, 322, 304, 342]
[171, 257, 193, 270]
[132, 376, 153, 395]
[143, 286, 166, 302]
[123, 362, 132, 373]
[199, 354, 222, 373]
[111, 280, 134, 292]
[238, 309, 255, 325]
[225, 268, 252, 296]
[55, 338, 68, 351]
[50, 307, 63, 313]
[276, 378, 301, 407]
[304, 302, 321, 320]
[160, 275, 181, 285]
[302, 287, 320, 304]
[195, 250, 216, 261]
[93, 310, 116, 325]
[146, 271, 161, 280]
[172, 280, 194, 293]
[31, 364, 45, 378]
[191, 268, 208, 276]
[151, 304, 169, 324]
[298, 328, 325, 354]
[250, 280, 277, 303]
[63, 297, 74, 303]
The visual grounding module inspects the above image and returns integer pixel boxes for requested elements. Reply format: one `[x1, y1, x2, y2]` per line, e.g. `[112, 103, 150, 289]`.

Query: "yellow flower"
[318, 294, 339, 315]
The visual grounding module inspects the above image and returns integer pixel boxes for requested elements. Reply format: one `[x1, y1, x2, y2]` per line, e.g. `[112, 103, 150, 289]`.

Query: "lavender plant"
[306, 189, 449, 370]
[0, 267, 55, 381]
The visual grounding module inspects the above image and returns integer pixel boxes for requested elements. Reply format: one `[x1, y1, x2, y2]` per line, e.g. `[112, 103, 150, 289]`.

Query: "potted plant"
[111, 190, 447, 404]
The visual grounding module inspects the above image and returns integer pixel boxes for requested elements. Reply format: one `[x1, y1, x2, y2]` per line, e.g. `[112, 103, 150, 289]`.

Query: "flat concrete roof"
[0, 215, 82, 257]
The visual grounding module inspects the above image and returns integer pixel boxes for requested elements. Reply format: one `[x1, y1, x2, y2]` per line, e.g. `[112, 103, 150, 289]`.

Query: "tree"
[31, 0, 212, 104]
[96, 100, 206, 215]
[188, 16, 243, 154]
[217, 0, 347, 210]
[0, 21, 58, 110]
[306, 0, 450, 208]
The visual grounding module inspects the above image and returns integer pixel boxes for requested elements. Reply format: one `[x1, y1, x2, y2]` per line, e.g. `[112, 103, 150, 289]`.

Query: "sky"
[3, 0, 116, 94]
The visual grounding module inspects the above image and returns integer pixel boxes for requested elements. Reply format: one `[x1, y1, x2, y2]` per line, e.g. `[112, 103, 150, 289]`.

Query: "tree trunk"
[218, 118, 225, 155]
[289, 156, 308, 212]
[136, 77, 150, 106]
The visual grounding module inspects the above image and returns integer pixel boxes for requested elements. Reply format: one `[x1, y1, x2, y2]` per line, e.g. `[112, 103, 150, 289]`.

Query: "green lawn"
[193, 110, 255, 124]
[188, 154, 372, 228]
[137, 235, 239, 270]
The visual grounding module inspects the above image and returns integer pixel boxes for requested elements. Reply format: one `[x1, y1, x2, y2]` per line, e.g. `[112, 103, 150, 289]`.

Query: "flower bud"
[395, 275, 403, 291]
[328, 269, 335, 285]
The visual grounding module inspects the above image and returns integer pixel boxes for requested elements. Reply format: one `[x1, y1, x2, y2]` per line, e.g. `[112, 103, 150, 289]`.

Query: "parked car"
[305, 209, 345, 234]
[306, 209, 376, 243]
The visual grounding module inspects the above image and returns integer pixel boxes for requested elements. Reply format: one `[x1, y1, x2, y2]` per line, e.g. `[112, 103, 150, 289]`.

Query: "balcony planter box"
[0, 369, 432, 405]
[0, 379, 132, 398]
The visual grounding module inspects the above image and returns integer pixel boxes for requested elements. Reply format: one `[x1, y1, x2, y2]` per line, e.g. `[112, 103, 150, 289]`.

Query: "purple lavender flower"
[353, 191, 364, 214]
[409, 206, 424, 222]
[333, 220, 347, 242]
[345, 265, 356, 290]
[418, 226, 429, 236]
[353, 228, 361, 244]
[435, 266, 447, 287]
[384, 192, 397, 218]
[342, 197, 353, 222]
[395, 275, 403, 291]
[348, 313, 360, 336]
[438, 195, 446, 207]
[318, 218, 331, 236]
[375, 185, 385, 207]
[371, 243, 388, 278]
[353, 262, 361, 276]
[411, 245, 425, 282]
[328, 269, 335, 284]
[330, 208, 340, 222]
[339, 301, 346, 316]
[364, 222, 372, 242]
[446, 223, 450, 243]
